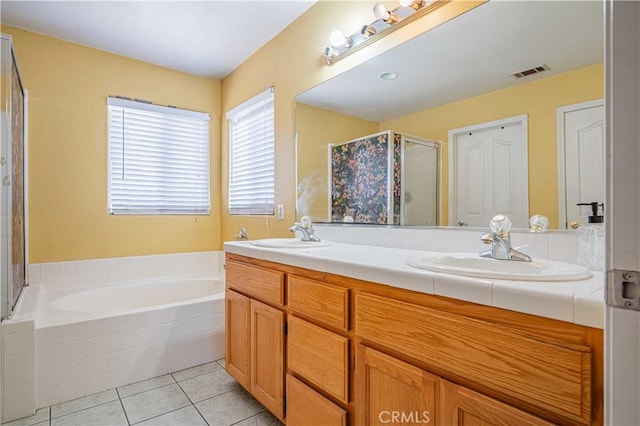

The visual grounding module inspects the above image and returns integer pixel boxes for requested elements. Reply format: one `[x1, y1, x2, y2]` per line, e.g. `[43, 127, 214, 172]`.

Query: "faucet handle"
[489, 214, 511, 236]
[300, 216, 312, 229]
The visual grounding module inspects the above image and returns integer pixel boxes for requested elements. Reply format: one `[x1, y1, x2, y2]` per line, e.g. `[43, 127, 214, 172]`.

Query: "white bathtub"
[16, 274, 227, 411]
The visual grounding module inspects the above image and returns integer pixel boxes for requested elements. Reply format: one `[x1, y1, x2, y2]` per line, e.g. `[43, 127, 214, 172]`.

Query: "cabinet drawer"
[286, 374, 347, 426]
[355, 293, 592, 424]
[288, 316, 349, 403]
[288, 275, 349, 331]
[226, 260, 284, 306]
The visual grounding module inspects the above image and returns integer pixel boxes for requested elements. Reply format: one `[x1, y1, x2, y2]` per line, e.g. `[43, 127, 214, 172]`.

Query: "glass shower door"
[0, 34, 26, 320]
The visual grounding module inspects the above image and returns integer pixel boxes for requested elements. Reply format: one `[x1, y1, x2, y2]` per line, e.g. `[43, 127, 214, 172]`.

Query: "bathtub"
[4, 273, 226, 417]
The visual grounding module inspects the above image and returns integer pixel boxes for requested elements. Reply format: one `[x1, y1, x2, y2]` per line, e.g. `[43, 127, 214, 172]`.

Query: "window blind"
[226, 87, 275, 215]
[107, 97, 211, 215]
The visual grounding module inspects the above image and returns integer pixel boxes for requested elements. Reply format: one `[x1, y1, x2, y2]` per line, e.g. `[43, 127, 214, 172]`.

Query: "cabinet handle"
[2, 176, 10, 186]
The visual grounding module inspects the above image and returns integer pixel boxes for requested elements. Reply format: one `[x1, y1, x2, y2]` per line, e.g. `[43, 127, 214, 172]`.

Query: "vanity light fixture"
[323, 0, 450, 65]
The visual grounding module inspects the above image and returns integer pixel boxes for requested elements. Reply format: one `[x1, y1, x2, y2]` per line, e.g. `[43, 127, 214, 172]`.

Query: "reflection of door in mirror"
[449, 116, 528, 228]
[557, 99, 605, 229]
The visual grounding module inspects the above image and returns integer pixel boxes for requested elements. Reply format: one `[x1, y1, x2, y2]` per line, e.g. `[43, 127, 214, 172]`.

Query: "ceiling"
[0, 0, 316, 79]
[297, 1, 604, 122]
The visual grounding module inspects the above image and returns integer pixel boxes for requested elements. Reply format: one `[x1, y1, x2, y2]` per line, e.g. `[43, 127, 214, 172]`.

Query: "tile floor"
[4, 359, 282, 426]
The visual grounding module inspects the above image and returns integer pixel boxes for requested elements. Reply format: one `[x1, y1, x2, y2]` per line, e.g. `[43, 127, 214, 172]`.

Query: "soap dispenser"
[576, 202, 605, 270]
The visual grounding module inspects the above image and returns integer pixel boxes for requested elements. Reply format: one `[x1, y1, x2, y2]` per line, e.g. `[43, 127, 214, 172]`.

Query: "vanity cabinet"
[225, 260, 286, 420]
[224, 253, 603, 426]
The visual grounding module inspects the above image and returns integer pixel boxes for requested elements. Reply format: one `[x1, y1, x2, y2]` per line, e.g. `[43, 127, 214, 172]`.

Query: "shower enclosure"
[1, 34, 27, 320]
[329, 130, 440, 226]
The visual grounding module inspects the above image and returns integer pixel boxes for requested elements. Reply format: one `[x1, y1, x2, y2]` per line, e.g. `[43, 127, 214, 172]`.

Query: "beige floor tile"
[51, 389, 118, 419]
[51, 400, 127, 426]
[118, 374, 175, 398]
[196, 388, 264, 426]
[121, 383, 191, 424]
[178, 369, 238, 403]
[172, 362, 221, 382]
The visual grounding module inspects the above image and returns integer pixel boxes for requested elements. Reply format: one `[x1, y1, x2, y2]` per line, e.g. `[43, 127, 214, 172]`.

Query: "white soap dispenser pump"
[576, 202, 605, 270]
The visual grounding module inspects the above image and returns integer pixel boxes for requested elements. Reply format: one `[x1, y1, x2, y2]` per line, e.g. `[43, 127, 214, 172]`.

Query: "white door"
[448, 115, 528, 228]
[605, 1, 640, 424]
[558, 100, 605, 229]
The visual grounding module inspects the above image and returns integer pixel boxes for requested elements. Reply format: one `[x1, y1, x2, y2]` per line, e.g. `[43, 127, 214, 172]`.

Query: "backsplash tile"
[29, 251, 222, 290]
[314, 224, 579, 263]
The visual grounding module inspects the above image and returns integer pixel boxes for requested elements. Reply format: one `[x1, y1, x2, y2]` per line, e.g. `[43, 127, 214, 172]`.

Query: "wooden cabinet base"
[225, 253, 603, 426]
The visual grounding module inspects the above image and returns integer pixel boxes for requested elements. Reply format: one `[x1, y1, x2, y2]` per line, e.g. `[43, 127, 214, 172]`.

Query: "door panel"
[451, 117, 527, 227]
[356, 345, 437, 426]
[225, 290, 250, 389]
[250, 299, 284, 419]
[562, 103, 605, 228]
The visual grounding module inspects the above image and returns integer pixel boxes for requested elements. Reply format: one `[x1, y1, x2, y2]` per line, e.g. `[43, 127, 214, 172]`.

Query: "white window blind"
[107, 97, 210, 215]
[227, 87, 275, 215]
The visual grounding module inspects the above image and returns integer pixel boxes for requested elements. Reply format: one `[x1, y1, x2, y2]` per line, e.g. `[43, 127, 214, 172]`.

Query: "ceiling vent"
[510, 64, 550, 79]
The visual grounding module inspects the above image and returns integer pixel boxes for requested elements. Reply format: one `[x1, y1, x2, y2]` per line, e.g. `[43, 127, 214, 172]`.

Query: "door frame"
[605, 0, 640, 424]
[447, 114, 528, 227]
[556, 98, 604, 229]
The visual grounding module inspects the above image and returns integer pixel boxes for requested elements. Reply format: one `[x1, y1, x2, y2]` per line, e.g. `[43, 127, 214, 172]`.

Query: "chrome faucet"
[479, 215, 531, 262]
[289, 216, 321, 242]
[233, 227, 248, 241]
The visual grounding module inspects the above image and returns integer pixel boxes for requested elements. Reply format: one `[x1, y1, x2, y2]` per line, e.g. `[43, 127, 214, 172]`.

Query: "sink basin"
[251, 238, 332, 249]
[405, 254, 592, 281]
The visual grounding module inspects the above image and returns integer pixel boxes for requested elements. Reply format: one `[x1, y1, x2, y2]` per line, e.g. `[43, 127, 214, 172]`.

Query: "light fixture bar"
[324, 0, 450, 65]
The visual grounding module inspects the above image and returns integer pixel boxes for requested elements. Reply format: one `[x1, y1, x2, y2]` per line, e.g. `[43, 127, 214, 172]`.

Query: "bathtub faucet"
[233, 227, 248, 241]
[479, 214, 531, 262]
[289, 216, 321, 242]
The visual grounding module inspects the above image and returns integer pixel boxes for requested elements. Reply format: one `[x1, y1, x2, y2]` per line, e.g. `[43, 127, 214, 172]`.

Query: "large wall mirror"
[295, 1, 604, 229]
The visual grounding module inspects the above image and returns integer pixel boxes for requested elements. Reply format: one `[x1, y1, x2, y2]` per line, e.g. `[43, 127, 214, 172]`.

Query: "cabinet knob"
[2, 176, 10, 186]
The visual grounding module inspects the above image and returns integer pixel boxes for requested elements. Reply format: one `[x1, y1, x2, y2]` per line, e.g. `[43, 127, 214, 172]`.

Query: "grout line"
[117, 376, 176, 400]
[49, 398, 122, 422]
[229, 409, 267, 426]
[116, 388, 132, 426]
[192, 404, 210, 426]
[128, 405, 194, 426]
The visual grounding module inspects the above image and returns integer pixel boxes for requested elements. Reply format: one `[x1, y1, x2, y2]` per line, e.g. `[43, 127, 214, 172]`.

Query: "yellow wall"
[296, 103, 378, 220]
[4, 26, 222, 263]
[220, 1, 484, 241]
[380, 63, 604, 228]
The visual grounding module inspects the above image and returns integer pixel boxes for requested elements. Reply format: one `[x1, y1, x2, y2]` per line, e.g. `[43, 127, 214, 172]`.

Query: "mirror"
[295, 1, 604, 229]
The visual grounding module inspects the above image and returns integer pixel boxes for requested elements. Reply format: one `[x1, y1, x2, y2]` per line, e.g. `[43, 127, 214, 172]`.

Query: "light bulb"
[329, 30, 347, 47]
[399, 0, 423, 9]
[372, 3, 390, 20]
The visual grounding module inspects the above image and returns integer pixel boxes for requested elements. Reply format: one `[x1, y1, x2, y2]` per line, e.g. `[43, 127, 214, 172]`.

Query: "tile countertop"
[223, 241, 605, 329]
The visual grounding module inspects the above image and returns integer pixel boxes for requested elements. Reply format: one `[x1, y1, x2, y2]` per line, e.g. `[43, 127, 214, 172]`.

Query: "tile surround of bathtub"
[314, 224, 578, 262]
[1, 250, 224, 423]
[28, 251, 223, 290]
[32, 301, 225, 412]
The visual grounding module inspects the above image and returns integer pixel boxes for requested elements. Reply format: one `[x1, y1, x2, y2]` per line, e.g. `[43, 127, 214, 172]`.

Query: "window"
[227, 87, 275, 215]
[107, 97, 210, 215]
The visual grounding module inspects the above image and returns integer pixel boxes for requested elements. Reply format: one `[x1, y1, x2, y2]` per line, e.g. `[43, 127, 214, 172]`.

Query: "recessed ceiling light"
[379, 72, 398, 80]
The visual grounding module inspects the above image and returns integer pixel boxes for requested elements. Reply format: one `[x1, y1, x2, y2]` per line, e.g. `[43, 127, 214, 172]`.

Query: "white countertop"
[224, 241, 605, 329]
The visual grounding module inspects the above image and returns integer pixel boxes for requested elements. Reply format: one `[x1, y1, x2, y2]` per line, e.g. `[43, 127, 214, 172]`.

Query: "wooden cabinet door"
[440, 380, 553, 426]
[251, 299, 285, 420]
[356, 345, 437, 426]
[286, 374, 348, 426]
[225, 289, 251, 389]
